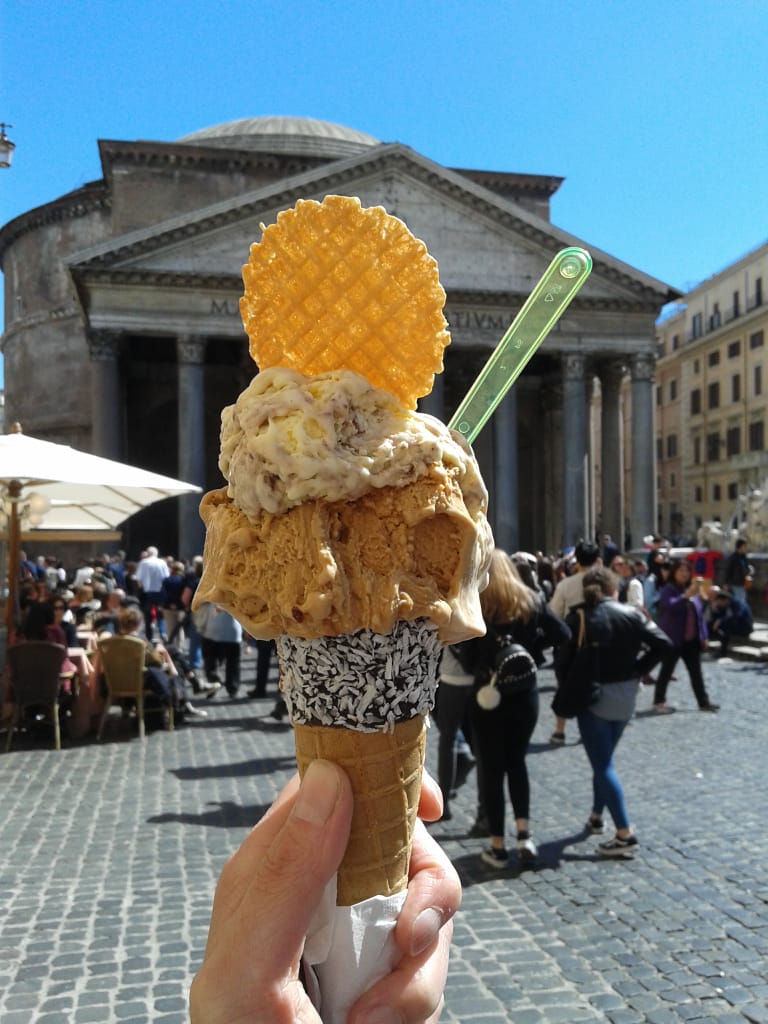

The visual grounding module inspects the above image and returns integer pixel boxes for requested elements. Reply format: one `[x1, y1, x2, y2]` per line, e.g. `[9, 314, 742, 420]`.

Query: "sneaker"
[549, 731, 566, 746]
[586, 815, 605, 834]
[652, 703, 675, 714]
[480, 846, 509, 868]
[183, 701, 208, 719]
[598, 834, 638, 858]
[699, 703, 720, 712]
[516, 835, 538, 864]
[193, 678, 222, 699]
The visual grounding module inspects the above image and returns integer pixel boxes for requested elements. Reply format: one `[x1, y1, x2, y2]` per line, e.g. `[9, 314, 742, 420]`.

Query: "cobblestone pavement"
[1, 651, 767, 1023]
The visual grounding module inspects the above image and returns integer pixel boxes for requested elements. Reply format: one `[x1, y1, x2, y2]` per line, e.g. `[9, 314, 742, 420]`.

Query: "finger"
[348, 919, 453, 1024]
[417, 769, 443, 822]
[206, 773, 301, 941]
[243, 760, 353, 969]
[201, 761, 353, 989]
[396, 820, 462, 958]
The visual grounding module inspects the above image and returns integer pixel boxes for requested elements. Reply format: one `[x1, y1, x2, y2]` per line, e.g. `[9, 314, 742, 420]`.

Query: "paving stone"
[2, 659, 768, 1022]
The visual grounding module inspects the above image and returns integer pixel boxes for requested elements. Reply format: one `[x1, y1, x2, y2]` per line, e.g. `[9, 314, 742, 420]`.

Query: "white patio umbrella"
[0, 424, 202, 641]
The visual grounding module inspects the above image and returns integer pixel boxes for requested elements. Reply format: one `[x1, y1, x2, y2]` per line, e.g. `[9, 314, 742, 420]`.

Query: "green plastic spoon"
[448, 246, 592, 444]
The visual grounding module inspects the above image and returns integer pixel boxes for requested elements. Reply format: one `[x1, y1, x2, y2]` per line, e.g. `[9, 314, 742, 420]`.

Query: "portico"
[0, 116, 677, 558]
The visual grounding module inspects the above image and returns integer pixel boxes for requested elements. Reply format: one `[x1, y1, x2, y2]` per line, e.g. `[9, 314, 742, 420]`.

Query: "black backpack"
[491, 634, 538, 695]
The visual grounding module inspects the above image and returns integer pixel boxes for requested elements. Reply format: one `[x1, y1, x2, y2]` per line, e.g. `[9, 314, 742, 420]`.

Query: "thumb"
[254, 759, 354, 971]
[191, 761, 353, 1024]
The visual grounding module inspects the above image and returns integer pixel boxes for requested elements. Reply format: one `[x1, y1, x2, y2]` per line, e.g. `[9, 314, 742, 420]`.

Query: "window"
[726, 426, 741, 455]
[672, 333, 680, 350]
[750, 329, 764, 350]
[732, 374, 741, 403]
[733, 290, 740, 317]
[749, 420, 764, 451]
[656, 437, 663, 461]
[669, 379, 677, 401]
[693, 358, 700, 373]
[692, 313, 703, 338]
[669, 472, 676, 489]
[656, 385, 662, 406]
[728, 483, 738, 501]
[691, 389, 701, 415]
[713, 484, 722, 501]
[706, 432, 721, 461]
[666, 434, 678, 458]
[710, 303, 721, 330]
[708, 381, 720, 409]
[755, 364, 763, 396]
[695, 486, 703, 502]
[728, 339, 741, 358]
[708, 349, 720, 367]
[756, 277, 763, 306]
[693, 436, 701, 464]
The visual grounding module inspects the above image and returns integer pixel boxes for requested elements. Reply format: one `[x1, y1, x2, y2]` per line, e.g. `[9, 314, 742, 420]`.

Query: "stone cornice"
[445, 287, 661, 315]
[97, 137, 331, 179]
[69, 266, 241, 292]
[452, 168, 564, 199]
[0, 182, 110, 263]
[65, 145, 677, 307]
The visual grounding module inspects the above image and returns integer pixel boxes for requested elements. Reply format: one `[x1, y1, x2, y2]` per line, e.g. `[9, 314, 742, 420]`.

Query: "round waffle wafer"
[240, 195, 450, 409]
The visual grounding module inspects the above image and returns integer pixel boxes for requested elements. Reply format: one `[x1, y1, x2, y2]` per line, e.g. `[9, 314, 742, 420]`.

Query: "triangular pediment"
[67, 143, 677, 313]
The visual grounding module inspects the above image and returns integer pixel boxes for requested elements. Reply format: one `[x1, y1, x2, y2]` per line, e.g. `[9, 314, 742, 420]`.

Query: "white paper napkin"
[302, 876, 407, 1023]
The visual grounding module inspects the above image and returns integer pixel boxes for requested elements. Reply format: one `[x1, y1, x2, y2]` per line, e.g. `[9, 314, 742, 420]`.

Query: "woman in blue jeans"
[560, 566, 672, 858]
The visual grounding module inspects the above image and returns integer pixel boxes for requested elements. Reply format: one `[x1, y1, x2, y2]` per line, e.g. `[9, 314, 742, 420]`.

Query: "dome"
[176, 115, 380, 159]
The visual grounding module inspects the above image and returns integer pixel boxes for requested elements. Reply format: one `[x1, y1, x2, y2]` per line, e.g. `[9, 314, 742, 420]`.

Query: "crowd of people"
[8, 545, 281, 740]
[435, 535, 757, 871]
[8, 534, 760, 1017]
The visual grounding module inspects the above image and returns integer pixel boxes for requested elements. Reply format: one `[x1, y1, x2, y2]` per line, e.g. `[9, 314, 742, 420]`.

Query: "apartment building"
[655, 241, 768, 541]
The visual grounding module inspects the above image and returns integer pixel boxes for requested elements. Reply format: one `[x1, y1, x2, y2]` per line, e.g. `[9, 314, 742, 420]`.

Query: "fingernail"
[410, 907, 442, 955]
[358, 1008, 402, 1024]
[293, 760, 340, 825]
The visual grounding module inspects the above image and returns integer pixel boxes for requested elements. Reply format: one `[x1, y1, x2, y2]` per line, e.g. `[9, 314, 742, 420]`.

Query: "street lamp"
[0, 123, 15, 168]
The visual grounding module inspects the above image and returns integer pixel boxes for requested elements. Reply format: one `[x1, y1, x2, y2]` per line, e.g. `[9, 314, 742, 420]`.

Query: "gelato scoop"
[197, 365, 492, 644]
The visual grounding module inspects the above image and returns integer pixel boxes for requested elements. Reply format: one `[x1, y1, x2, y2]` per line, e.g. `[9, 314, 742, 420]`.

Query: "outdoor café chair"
[96, 635, 173, 740]
[5, 641, 67, 752]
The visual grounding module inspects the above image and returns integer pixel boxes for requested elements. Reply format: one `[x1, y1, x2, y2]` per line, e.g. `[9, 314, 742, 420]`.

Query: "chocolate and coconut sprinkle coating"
[277, 618, 442, 731]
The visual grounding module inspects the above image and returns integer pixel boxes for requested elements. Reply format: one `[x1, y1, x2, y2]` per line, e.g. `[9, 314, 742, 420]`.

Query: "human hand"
[189, 762, 460, 1024]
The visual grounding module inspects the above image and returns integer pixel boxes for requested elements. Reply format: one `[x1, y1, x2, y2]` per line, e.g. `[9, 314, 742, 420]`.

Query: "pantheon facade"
[0, 116, 677, 560]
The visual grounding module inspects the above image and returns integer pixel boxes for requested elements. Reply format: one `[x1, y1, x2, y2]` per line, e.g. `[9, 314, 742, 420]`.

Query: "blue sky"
[1, 0, 767, 385]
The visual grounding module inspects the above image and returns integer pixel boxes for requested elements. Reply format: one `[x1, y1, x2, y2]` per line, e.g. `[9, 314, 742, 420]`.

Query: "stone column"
[543, 375, 564, 555]
[629, 352, 656, 551]
[418, 371, 444, 420]
[88, 331, 122, 460]
[493, 387, 518, 552]
[562, 353, 588, 546]
[599, 360, 625, 547]
[177, 336, 207, 559]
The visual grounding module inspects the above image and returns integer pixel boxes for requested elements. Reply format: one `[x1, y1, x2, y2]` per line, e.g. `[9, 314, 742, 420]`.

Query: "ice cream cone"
[294, 715, 426, 906]
[278, 619, 441, 906]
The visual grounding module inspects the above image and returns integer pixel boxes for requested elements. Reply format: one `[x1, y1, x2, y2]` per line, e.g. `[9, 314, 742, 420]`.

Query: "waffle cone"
[293, 716, 426, 906]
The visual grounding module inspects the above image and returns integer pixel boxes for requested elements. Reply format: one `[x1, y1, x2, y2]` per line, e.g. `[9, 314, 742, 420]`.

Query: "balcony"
[729, 451, 768, 470]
